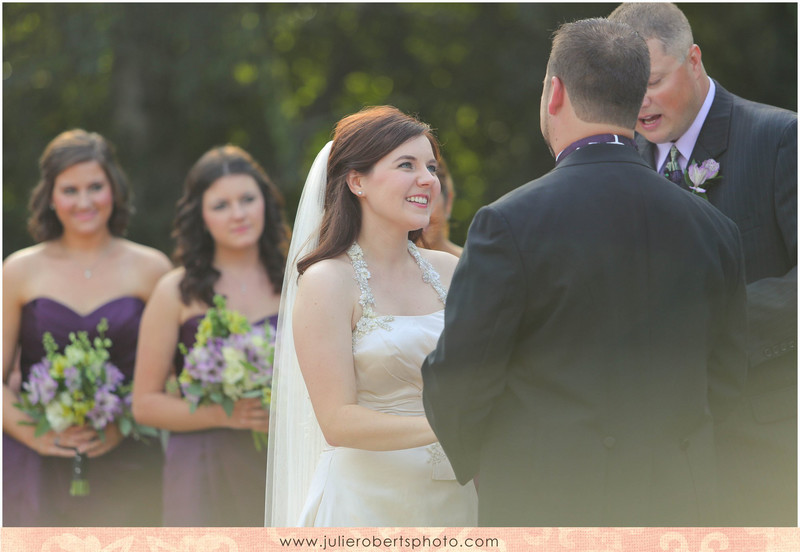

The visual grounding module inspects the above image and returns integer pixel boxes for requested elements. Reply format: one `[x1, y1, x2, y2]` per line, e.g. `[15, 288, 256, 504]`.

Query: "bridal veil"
[265, 141, 331, 526]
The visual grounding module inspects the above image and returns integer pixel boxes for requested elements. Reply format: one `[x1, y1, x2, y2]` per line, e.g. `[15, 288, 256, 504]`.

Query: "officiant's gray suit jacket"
[422, 143, 747, 526]
[637, 81, 797, 525]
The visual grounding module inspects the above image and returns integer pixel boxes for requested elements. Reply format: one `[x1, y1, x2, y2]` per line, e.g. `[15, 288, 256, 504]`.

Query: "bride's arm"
[293, 260, 437, 451]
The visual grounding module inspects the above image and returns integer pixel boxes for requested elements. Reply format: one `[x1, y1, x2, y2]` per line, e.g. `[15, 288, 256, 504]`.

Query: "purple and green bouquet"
[15, 318, 157, 496]
[177, 294, 275, 451]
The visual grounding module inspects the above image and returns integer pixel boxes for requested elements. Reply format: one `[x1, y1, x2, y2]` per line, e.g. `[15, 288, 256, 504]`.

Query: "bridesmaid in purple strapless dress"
[4, 298, 164, 526]
[162, 313, 277, 526]
[3, 129, 172, 526]
[131, 145, 289, 526]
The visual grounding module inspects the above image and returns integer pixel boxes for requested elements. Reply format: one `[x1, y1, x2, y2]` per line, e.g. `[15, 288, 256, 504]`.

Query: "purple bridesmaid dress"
[3, 297, 164, 526]
[161, 313, 276, 527]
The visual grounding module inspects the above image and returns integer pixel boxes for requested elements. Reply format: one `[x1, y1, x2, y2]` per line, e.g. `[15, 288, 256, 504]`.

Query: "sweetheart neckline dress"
[296, 242, 478, 527]
[3, 296, 163, 527]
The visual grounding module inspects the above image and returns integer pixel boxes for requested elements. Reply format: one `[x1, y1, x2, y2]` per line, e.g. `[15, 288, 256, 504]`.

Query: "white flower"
[250, 335, 266, 350]
[65, 346, 87, 368]
[45, 393, 75, 432]
[221, 347, 246, 385]
[222, 382, 242, 400]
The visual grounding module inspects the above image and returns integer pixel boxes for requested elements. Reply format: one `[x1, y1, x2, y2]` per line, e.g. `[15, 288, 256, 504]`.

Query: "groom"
[422, 18, 748, 526]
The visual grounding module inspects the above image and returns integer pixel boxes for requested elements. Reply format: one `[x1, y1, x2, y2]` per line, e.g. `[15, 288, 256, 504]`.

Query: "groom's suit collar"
[554, 138, 651, 171]
[636, 79, 733, 169]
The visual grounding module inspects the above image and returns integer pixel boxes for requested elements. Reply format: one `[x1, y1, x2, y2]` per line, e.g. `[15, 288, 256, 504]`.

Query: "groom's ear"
[548, 76, 565, 115]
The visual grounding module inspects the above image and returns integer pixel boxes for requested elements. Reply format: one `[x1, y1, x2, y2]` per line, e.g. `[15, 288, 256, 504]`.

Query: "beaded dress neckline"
[346, 241, 446, 346]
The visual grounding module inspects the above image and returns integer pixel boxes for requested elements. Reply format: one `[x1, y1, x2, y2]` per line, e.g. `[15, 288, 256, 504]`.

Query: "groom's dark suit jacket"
[422, 143, 748, 526]
[636, 81, 798, 525]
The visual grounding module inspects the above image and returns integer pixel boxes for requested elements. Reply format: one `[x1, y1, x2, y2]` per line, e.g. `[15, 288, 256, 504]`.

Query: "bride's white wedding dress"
[297, 241, 478, 527]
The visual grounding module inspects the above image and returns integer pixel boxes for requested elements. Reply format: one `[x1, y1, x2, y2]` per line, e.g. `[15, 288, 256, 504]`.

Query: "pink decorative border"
[2, 527, 799, 551]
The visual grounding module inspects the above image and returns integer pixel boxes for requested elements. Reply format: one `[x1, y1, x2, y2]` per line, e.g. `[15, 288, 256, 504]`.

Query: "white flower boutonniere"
[684, 158, 721, 199]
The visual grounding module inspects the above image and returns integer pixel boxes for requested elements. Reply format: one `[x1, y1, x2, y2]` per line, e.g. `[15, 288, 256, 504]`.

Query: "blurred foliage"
[3, 3, 797, 257]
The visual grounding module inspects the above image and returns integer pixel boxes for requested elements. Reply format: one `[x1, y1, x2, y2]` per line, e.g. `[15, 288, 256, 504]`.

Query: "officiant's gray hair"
[545, 18, 649, 129]
[608, 3, 694, 62]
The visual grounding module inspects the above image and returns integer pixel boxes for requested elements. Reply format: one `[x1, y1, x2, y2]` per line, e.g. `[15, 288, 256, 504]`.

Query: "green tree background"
[4, 3, 797, 258]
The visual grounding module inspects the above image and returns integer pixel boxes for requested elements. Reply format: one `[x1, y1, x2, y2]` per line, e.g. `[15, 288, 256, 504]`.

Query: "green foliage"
[3, 3, 796, 255]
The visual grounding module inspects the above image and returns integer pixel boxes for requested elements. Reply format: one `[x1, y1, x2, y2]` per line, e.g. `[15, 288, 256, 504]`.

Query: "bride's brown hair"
[297, 106, 439, 275]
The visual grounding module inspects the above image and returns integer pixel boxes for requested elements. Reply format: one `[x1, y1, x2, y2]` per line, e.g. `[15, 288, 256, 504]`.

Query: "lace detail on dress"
[348, 243, 394, 346]
[427, 442, 457, 480]
[347, 241, 447, 347]
[406, 241, 447, 306]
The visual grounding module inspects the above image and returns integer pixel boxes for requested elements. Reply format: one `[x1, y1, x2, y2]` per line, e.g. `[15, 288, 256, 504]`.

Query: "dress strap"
[346, 242, 380, 319]
[347, 243, 394, 345]
[346, 241, 447, 346]
[406, 241, 447, 306]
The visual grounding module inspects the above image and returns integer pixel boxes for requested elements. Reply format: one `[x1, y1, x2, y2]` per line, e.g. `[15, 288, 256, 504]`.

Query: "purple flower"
[185, 341, 226, 384]
[23, 361, 58, 405]
[104, 363, 125, 388]
[63, 365, 81, 392]
[87, 385, 123, 429]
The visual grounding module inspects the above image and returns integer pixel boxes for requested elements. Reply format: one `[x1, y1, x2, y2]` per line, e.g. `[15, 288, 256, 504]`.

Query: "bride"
[266, 106, 478, 527]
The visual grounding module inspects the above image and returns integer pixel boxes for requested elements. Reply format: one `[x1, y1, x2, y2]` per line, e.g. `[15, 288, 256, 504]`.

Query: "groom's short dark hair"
[546, 18, 649, 129]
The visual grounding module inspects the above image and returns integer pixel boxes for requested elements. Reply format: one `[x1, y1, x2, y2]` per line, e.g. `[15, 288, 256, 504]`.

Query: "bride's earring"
[357, 191, 363, 196]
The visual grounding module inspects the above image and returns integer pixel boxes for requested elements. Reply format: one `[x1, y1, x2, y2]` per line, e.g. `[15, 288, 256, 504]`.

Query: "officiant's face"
[637, 39, 705, 144]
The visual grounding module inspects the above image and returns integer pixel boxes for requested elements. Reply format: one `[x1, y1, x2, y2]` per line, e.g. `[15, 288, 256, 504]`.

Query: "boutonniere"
[684, 158, 721, 199]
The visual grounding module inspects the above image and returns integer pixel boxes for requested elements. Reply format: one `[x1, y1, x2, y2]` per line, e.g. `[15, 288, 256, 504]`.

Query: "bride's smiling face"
[351, 135, 440, 232]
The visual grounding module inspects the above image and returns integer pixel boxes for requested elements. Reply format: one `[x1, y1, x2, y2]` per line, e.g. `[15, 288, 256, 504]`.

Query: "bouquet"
[177, 294, 275, 451]
[15, 318, 158, 496]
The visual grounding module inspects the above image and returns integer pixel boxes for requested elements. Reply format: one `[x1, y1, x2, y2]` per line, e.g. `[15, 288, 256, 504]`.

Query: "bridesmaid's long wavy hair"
[28, 129, 132, 242]
[297, 106, 440, 275]
[173, 145, 290, 306]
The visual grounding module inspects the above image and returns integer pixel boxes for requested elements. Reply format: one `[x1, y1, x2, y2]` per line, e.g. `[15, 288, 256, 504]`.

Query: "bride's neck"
[355, 229, 411, 268]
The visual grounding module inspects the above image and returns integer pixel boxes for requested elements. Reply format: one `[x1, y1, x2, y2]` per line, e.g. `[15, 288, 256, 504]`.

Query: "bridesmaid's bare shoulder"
[117, 239, 172, 277]
[3, 242, 56, 284]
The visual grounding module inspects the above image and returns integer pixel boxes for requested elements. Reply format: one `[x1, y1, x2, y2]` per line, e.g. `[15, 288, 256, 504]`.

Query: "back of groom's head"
[546, 18, 649, 129]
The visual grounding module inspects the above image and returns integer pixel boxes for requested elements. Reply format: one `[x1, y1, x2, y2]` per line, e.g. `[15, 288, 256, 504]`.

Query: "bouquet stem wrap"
[69, 451, 90, 497]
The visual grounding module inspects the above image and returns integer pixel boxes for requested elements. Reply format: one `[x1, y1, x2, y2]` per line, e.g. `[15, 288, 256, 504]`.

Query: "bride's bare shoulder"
[295, 256, 360, 323]
[298, 256, 356, 295]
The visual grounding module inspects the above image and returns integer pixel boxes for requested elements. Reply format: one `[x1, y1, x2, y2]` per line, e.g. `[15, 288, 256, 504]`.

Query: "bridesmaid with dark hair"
[132, 145, 289, 526]
[2, 129, 171, 526]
